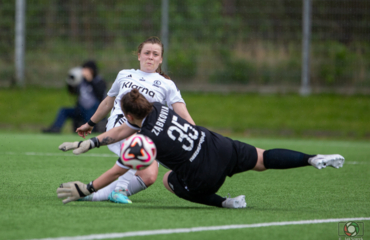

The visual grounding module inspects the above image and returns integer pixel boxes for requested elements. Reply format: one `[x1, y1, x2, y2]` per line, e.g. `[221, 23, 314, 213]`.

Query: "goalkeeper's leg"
[253, 148, 344, 171]
[163, 171, 244, 208]
[230, 142, 344, 172]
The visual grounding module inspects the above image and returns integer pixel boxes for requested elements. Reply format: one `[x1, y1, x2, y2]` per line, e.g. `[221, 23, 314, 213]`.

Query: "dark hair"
[121, 89, 153, 119]
[137, 36, 170, 80]
[82, 60, 98, 78]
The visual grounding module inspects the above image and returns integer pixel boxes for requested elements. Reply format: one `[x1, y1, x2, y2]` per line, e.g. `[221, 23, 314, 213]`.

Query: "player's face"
[138, 43, 163, 73]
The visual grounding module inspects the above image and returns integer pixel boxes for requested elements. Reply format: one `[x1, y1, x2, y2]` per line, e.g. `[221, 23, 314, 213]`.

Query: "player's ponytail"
[121, 89, 153, 119]
[137, 36, 171, 80]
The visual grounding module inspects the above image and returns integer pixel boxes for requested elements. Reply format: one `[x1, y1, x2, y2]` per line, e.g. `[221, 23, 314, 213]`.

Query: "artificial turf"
[0, 133, 368, 240]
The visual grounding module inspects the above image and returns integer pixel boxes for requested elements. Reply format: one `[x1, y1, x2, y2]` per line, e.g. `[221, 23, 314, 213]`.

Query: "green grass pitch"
[0, 133, 369, 240]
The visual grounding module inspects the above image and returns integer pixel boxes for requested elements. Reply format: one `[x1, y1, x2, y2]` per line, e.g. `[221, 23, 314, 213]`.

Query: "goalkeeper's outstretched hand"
[57, 181, 96, 204]
[58, 137, 100, 155]
[58, 140, 90, 155]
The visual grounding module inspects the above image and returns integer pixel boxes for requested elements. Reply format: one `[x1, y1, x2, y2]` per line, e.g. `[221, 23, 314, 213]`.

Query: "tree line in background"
[0, 0, 369, 88]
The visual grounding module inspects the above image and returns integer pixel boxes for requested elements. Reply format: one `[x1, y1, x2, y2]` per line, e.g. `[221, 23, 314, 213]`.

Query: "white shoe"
[222, 195, 247, 208]
[308, 154, 345, 169]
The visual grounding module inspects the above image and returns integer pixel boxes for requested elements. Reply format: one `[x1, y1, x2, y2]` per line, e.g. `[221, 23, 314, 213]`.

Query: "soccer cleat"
[108, 189, 132, 204]
[308, 154, 345, 169]
[222, 195, 247, 209]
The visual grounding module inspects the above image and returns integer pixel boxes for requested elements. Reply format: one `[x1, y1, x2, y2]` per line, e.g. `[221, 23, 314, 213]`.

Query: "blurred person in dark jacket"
[42, 60, 107, 133]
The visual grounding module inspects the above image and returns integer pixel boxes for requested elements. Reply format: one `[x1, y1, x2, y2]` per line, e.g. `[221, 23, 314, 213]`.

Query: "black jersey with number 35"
[139, 102, 237, 191]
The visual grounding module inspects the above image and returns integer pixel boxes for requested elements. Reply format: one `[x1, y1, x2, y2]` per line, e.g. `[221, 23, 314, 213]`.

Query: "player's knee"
[162, 171, 170, 186]
[146, 175, 157, 186]
[163, 171, 174, 193]
[253, 148, 267, 171]
[136, 161, 158, 186]
[141, 174, 157, 187]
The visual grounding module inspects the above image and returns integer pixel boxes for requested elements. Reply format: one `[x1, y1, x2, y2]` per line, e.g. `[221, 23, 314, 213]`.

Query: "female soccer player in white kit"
[76, 36, 195, 204]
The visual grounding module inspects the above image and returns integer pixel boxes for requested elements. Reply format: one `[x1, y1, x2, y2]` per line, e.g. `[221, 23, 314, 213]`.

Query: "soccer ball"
[120, 134, 156, 170]
[66, 66, 83, 87]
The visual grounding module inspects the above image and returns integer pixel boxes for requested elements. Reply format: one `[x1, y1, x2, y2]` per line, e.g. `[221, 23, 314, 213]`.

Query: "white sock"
[90, 170, 137, 201]
[126, 175, 147, 196]
[115, 169, 136, 191]
[91, 181, 117, 201]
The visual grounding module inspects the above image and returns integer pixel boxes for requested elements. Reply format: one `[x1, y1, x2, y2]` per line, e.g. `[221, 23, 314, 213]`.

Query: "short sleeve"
[107, 72, 123, 97]
[165, 81, 185, 108]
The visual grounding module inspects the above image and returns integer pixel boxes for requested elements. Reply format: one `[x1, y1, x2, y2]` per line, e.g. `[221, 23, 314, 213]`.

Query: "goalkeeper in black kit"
[57, 89, 345, 208]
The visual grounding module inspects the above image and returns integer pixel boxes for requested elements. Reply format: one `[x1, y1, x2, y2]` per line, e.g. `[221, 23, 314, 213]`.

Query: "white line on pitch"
[26, 217, 370, 240]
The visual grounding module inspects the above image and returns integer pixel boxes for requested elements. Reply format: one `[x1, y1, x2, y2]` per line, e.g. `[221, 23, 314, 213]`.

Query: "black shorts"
[167, 140, 257, 198]
[228, 140, 258, 176]
[168, 171, 226, 199]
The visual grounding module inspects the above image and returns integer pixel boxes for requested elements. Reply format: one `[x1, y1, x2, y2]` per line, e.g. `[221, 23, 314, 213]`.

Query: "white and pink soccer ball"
[120, 134, 156, 170]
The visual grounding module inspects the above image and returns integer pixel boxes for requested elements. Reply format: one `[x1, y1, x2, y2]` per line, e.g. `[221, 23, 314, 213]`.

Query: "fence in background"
[2, 0, 370, 93]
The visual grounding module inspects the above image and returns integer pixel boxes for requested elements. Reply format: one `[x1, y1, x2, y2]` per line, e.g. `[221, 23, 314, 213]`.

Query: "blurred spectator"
[42, 60, 107, 133]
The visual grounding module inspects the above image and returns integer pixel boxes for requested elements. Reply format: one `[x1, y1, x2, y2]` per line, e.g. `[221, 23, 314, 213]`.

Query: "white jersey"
[106, 69, 185, 162]
[108, 69, 184, 119]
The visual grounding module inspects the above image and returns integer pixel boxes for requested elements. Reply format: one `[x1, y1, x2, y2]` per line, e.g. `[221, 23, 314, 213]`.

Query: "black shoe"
[42, 127, 61, 133]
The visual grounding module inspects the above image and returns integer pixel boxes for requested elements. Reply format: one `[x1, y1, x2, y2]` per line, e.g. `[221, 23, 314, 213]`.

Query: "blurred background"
[1, 0, 369, 138]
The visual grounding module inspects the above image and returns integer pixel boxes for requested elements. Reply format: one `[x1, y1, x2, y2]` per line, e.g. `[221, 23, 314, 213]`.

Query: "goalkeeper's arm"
[59, 123, 137, 155]
[57, 122, 135, 204]
[57, 164, 128, 204]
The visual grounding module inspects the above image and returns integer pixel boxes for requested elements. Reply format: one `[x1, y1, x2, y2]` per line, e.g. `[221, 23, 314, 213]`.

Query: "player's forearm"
[96, 128, 121, 146]
[93, 164, 128, 190]
[97, 124, 137, 146]
[90, 96, 115, 123]
[60, 124, 136, 155]
[172, 102, 195, 125]
[182, 114, 195, 125]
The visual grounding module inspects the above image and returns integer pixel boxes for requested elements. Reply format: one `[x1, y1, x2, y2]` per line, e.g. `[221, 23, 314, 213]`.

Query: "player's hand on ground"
[58, 140, 91, 155]
[57, 181, 91, 204]
[76, 123, 94, 138]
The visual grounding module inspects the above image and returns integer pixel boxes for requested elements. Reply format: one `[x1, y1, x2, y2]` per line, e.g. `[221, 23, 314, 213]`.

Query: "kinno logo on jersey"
[122, 81, 155, 98]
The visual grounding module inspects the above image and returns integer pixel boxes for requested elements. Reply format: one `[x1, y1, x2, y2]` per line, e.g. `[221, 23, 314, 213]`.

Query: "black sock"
[180, 193, 226, 208]
[196, 194, 226, 208]
[263, 149, 315, 169]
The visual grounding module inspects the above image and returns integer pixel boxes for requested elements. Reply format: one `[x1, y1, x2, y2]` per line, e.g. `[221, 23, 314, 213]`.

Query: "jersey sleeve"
[165, 81, 185, 108]
[107, 71, 126, 97]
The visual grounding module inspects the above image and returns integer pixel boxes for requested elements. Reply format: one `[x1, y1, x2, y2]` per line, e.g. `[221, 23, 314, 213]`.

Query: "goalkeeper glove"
[57, 181, 96, 204]
[58, 137, 100, 155]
